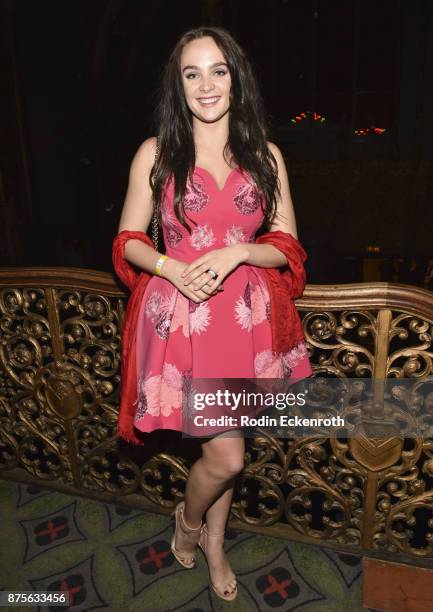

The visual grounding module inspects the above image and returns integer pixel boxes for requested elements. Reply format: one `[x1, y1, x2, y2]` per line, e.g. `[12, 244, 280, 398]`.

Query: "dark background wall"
[1, 0, 432, 284]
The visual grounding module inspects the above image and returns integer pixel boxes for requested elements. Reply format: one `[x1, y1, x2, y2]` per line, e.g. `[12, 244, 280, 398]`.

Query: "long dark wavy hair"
[150, 26, 280, 238]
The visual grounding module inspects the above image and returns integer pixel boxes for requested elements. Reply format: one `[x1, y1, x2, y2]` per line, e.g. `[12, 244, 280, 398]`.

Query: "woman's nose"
[199, 75, 214, 92]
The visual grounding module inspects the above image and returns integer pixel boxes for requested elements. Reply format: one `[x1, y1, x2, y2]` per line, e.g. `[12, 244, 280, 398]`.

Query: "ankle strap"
[179, 503, 202, 531]
[203, 524, 225, 537]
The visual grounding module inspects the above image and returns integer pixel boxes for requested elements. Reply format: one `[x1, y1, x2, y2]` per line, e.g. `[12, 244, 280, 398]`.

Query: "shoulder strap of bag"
[151, 136, 160, 250]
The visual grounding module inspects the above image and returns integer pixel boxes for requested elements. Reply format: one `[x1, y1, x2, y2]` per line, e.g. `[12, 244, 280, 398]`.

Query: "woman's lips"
[197, 96, 221, 107]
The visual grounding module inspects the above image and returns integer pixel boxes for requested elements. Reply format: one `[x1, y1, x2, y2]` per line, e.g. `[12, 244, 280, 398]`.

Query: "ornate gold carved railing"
[1, 269, 433, 566]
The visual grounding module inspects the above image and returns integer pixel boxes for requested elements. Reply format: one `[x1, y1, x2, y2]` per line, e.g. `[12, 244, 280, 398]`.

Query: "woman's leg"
[204, 478, 236, 532]
[182, 431, 245, 526]
[174, 431, 244, 594]
[173, 432, 244, 559]
[201, 432, 244, 595]
[200, 476, 238, 595]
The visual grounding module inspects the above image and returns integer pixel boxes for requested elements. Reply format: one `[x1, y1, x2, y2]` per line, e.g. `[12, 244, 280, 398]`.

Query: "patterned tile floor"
[0, 478, 370, 611]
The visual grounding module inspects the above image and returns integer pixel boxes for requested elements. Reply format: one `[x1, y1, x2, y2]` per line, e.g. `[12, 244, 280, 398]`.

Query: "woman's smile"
[197, 95, 221, 107]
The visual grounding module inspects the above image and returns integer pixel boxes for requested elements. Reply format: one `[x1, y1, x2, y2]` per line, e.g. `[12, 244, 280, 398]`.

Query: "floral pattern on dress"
[282, 341, 309, 371]
[190, 224, 216, 250]
[251, 285, 269, 326]
[235, 283, 252, 331]
[134, 374, 148, 420]
[171, 295, 190, 337]
[161, 206, 183, 247]
[254, 350, 284, 378]
[136, 363, 185, 418]
[234, 183, 261, 215]
[235, 282, 269, 331]
[184, 179, 209, 212]
[189, 300, 211, 334]
[223, 225, 247, 245]
[145, 290, 176, 340]
[254, 343, 309, 379]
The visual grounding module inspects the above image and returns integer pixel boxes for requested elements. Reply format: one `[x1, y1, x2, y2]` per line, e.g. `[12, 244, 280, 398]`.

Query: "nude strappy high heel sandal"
[198, 524, 238, 601]
[170, 501, 202, 569]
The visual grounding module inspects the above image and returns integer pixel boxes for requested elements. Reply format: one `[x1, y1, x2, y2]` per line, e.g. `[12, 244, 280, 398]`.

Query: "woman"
[115, 26, 312, 602]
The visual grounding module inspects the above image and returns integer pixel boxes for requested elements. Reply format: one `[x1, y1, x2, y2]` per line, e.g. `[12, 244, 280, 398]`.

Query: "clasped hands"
[163, 245, 248, 303]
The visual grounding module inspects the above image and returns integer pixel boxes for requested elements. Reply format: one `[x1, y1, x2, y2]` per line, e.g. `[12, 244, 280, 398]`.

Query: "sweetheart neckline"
[193, 165, 240, 192]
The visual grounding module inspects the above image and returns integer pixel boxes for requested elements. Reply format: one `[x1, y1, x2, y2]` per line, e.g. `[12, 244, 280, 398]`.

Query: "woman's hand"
[162, 257, 223, 303]
[181, 245, 248, 292]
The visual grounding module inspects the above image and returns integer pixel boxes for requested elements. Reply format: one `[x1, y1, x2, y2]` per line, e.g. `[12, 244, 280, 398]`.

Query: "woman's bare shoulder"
[266, 140, 283, 161]
[130, 136, 158, 174]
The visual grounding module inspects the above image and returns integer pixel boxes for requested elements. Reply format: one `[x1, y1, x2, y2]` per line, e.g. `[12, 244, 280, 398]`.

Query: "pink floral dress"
[134, 166, 312, 433]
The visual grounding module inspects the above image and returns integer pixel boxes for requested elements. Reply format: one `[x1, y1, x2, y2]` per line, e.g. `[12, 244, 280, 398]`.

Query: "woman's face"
[180, 36, 232, 124]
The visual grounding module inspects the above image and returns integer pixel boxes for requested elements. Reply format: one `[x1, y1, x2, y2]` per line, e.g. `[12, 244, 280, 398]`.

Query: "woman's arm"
[117, 138, 218, 302]
[232, 141, 298, 268]
[118, 137, 163, 273]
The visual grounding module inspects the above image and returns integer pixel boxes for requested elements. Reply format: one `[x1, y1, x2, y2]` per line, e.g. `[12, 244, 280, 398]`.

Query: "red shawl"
[112, 229, 307, 444]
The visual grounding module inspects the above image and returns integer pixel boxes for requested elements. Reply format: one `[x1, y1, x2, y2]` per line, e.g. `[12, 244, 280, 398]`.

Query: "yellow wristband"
[155, 255, 168, 276]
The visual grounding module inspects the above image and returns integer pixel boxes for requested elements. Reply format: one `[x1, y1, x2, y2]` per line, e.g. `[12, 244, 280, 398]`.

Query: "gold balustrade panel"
[1, 268, 433, 565]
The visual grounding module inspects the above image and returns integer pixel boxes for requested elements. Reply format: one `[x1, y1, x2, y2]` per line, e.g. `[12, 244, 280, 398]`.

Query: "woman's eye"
[185, 70, 227, 80]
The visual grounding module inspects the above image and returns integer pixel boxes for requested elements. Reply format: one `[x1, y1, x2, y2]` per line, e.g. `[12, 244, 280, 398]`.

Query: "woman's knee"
[226, 454, 245, 476]
[210, 455, 244, 479]
[202, 439, 245, 478]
